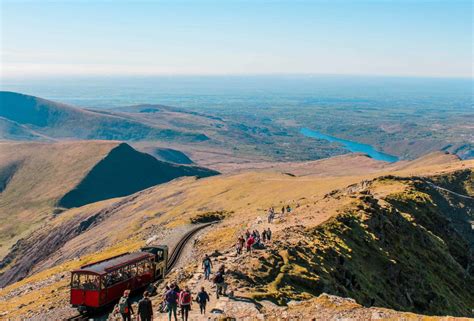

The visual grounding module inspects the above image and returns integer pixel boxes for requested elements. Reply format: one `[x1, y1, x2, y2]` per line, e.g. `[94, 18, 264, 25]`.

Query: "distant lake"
[301, 128, 399, 163]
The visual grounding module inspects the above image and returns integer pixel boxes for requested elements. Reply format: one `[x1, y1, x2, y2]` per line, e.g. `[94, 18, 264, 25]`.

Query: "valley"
[0, 90, 472, 320]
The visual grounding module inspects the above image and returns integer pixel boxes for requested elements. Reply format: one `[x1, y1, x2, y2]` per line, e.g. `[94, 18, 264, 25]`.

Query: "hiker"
[202, 254, 213, 280]
[253, 230, 260, 245]
[236, 236, 244, 255]
[245, 229, 251, 239]
[213, 269, 227, 298]
[262, 229, 267, 242]
[109, 304, 122, 321]
[268, 208, 275, 223]
[196, 286, 210, 314]
[118, 290, 134, 321]
[178, 286, 192, 321]
[164, 284, 179, 321]
[146, 282, 157, 296]
[137, 291, 153, 321]
[286, 205, 291, 213]
[281, 206, 285, 215]
[267, 227, 272, 241]
[246, 235, 255, 252]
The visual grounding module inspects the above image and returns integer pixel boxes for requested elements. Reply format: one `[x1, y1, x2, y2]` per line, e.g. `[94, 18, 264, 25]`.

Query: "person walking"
[246, 235, 255, 252]
[196, 286, 210, 315]
[178, 286, 192, 321]
[262, 229, 267, 243]
[267, 227, 272, 241]
[236, 236, 243, 255]
[268, 207, 275, 223]
[213, 266, 227, 298]
[202, 254, 213, 280]
[137, 291, 153, 321]
[118, 290, 134, 321]
[164, 284, 179, 321]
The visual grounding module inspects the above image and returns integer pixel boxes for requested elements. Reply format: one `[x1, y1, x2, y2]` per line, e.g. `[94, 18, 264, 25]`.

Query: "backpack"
[213, 272, 224, 284]
[118, 296, 129, 314]
[166, 290, 178, 303]
[180, 291, 191, 305]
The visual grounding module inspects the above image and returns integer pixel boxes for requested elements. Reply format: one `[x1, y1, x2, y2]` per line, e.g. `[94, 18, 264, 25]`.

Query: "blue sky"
[0, 0, 472, 78]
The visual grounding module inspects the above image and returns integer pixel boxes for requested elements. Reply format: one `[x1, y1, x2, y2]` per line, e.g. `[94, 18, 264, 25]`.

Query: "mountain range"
[0, 91, 472, 320]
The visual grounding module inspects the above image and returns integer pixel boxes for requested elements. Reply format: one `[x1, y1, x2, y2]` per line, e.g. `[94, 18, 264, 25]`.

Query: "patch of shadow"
[58, 143, 218, 208]
[0, 161, 22, 192]
[152, 147, 194, 165]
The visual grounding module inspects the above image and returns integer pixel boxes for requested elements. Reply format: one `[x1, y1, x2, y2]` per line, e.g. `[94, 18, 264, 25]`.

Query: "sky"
[0, 0, 472, 79]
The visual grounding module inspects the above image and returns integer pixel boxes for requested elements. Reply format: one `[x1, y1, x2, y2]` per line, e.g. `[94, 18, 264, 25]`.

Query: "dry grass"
[1, 150, 473, 318]
[0, 141, 120, 258]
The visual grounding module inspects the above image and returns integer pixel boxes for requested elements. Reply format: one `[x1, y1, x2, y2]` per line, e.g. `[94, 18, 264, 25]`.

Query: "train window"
[137, 261, 145, 275]
[156, 250, 164, 261]
[122, 266, 132, 280]
[105, 271, 121, 287]
[144, 261, 153, 274]
[130, 264, 137, 277]
[71, 273, 80, 288]
[72, 273, 100, 290]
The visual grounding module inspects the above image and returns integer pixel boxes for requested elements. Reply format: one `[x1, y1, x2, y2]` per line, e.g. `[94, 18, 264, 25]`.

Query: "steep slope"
[0, 117, 49, 141]
[0, 153, 472, 319]
[0, 141, 218, 260]
[0, 140, 121, 259]
[0, 91, 208, 142]
[58, 143, 218, 208]
[141, 147, 194, 164]
[230, 172, 474, 316]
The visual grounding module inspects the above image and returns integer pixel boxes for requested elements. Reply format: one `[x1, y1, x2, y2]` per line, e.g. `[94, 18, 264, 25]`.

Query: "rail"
[422, 179, 474, 200]
[166, 223, 213, 272]
[66, 223, 212, 320]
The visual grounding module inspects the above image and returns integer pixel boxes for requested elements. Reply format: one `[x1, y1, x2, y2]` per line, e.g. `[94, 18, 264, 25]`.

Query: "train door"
[141, 245, 168, 280]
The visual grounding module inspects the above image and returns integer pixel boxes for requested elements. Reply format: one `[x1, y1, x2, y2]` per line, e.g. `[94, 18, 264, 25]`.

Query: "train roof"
[72, 252, 153, 275]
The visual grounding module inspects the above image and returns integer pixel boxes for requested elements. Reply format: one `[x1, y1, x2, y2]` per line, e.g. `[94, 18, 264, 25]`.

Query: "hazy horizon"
[1, 74, 471, 110]
[1, 0, 472, 79]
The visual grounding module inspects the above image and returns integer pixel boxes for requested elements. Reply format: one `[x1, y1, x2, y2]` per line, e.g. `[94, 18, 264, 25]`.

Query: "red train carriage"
[70, 252, 155, 312]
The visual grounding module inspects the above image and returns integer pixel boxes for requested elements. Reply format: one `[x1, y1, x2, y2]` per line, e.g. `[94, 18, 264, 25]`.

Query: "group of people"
[236, 227, 272, 254]
[201, 258, 228, 299]
[113, 283, 212, 321]
[268, 204, 295, 223]
[113, 289, 153, 321]
[109, 206, 290, 321]
[163, 283, 210, 321]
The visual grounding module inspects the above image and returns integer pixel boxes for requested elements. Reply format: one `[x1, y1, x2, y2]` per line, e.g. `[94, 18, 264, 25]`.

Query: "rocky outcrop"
[231, 172, 474, 317]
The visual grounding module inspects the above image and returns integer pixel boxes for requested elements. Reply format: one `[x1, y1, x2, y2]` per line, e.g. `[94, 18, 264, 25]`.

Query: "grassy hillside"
[0, 152, 472, 319]
[58, 143, 218, 208]
[0, 140, 120, 259]
[0, 91, 209, 142]
[0, 117, 50, 141]
[141, 147, 194, 164]
[0, 141, 218, 261]
[233, 173, 474, 316]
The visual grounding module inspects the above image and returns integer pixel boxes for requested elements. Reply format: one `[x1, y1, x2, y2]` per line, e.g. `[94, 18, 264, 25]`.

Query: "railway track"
[166, 223, 213, 272]
[67, 315, 89, 321]
[66, 223, 212, 320]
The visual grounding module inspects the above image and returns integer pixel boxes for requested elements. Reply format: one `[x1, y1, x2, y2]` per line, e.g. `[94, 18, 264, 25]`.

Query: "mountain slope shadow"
[58, 143, 218, 208]
[0, 161, 21, 192]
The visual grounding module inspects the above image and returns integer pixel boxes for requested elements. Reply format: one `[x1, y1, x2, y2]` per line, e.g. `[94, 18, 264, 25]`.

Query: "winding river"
[301, 128, 399, 163]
